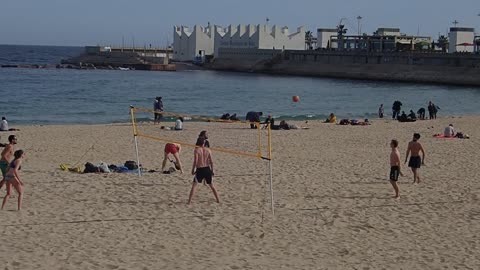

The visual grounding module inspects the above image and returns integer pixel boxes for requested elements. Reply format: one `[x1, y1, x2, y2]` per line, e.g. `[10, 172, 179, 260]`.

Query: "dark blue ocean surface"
[1, 45, 480, 125]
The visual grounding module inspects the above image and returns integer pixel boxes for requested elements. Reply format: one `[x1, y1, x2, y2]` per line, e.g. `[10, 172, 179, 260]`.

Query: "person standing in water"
[378, 104, 384, 118]
[405, 133, 426, 184]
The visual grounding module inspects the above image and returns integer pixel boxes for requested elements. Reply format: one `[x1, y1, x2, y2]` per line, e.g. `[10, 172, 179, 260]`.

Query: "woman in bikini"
[1, 150, 25, 211]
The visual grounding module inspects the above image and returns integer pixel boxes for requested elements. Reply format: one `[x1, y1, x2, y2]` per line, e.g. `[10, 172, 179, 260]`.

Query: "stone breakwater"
[208, 50, 480, 86]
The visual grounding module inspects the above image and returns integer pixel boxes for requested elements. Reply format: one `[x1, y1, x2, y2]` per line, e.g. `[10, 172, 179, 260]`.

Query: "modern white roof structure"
[173, 23, 305, 61]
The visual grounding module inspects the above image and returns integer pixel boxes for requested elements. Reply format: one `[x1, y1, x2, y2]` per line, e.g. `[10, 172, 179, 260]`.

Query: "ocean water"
[1, 45, 480, 125]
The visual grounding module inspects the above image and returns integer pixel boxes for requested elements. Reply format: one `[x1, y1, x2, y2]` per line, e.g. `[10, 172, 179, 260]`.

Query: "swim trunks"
[0, 161, 8, 177]
[408, 156, 422, 169]
[389, 166, 400, 181]
[164, 143, 178, 154]
[194, 167, 213, 185]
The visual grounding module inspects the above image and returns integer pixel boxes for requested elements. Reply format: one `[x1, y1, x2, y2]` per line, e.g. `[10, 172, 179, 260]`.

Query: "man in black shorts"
[405, 133, 426, 184]
[389, 139, 404, 198]
[187, 137, 219, 204]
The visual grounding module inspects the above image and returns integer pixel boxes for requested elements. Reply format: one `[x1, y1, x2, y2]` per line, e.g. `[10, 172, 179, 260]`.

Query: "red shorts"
[164, 143, 178, 154]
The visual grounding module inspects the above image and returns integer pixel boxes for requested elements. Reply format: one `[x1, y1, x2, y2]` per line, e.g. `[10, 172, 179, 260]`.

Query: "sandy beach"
[1, 116, 480, 269]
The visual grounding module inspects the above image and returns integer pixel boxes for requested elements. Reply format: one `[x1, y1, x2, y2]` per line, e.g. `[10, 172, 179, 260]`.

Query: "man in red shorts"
[162, 143, 184, 174]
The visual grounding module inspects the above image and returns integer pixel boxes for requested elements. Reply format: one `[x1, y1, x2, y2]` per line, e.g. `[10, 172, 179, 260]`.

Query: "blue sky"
[1, 0, 479, 46]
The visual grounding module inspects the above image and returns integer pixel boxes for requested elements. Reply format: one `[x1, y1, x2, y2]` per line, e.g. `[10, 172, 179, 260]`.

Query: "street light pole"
[357, 16, 363, 35]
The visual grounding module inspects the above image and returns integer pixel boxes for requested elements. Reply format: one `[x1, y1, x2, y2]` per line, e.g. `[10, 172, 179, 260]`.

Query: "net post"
[267, 124, 274, 215]
[130, 106, 141, 177]
[134, 136, 141, 177]
[257, 122, 262, 158]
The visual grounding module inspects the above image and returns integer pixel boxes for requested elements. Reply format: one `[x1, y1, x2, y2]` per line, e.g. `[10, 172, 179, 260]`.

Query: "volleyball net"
[129, 106, 275, 214]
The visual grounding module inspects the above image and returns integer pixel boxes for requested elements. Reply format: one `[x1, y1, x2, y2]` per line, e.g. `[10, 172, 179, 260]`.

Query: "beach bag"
[124, 160, 138, 170]
[84, 162, 100, 173]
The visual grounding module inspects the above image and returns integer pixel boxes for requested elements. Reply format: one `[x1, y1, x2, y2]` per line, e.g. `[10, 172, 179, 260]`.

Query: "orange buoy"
[292, 95, 300, 102]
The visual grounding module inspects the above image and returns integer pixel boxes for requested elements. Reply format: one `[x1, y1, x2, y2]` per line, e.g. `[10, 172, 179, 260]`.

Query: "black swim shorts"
[194, 167, 213, 184]
[408, 156, 422, 169]
[389, 166, 400, 181]
[154, 113, 163, 120]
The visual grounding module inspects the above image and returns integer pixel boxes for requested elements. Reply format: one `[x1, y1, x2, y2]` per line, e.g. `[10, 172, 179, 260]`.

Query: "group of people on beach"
[378, 101, 440, 121]
[0, 134, 24, 210]
[160, 130, 219, 204]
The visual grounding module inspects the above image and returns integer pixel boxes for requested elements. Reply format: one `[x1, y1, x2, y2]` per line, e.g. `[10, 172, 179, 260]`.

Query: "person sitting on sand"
[408, 110, 417, 120]
[324, 113, 337, 123]
[229, 114, 239, 121]
[174, 117, 183, 130]
[220, 113, 230, 120]
[1, 150, 25, 211]
[198, 130, 210, 148]
[444, 124, 455, 137]
[388, 139, 404, 199]
[187, 137, 219, 205]
[405, 133, 425, 184]
[0, 117, 20, 131]
[278, 120, 290, 130]
[262, 115, 274, 129]
[0, 135, 17, 190]
[161, 143, 184, 174]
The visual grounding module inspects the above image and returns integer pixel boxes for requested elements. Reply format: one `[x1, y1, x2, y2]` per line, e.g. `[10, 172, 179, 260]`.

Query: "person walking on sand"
[1, 150, 25, 211]
[153, 97, 164, 125]
[389, 139, 404, 198]
[405, 133, 426, 184]
[161, 143, 184, 174]
[188, 137, 219, 205]
[0, 135, 17, 190]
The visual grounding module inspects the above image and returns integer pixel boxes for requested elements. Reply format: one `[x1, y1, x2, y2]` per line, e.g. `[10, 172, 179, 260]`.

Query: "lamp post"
[356, 16, 362, 36]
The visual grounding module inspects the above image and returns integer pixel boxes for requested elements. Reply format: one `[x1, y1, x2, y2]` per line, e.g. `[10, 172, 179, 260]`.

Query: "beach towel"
[433, 134, 457, 139]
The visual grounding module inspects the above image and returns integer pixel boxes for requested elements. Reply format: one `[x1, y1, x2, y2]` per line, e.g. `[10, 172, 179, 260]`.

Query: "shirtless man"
[0, 135, 17, 190]
[188, 137, 219, 204]
[389, 139, 404, 198]
[405, 133, 425, 184]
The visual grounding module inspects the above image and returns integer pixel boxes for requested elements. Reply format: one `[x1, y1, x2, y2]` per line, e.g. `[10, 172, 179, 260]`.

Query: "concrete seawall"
[208, 50, 480, 86]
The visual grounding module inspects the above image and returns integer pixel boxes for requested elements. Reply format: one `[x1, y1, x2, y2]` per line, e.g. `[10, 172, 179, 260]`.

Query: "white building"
[214, 24, 305, 56]
[173, 24, 215, 61]
[173, 23, 305, 61]
[316, 28, 337, 49]
[375, 28, 401, 36]
[448, 27, 475, 53]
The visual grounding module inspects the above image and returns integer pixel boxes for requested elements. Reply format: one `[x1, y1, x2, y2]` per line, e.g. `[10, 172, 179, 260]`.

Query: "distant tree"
[437, 35, 449, 53]
[305, 31, 314, 50]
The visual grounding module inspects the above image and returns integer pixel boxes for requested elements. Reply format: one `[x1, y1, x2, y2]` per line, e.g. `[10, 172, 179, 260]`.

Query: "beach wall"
[209, 49, 480, 86]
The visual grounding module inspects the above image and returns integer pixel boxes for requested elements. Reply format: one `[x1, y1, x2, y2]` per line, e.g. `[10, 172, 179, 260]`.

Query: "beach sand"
[1, 116, 480, 269]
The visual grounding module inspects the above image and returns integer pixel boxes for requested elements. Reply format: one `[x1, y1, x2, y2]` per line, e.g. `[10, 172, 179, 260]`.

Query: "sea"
[1, 44, 480, 125]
